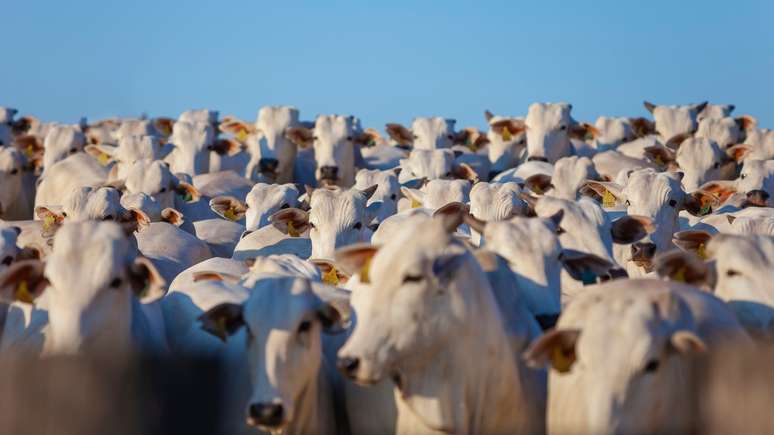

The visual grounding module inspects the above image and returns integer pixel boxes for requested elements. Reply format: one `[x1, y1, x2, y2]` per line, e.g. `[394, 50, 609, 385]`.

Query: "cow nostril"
[258, 158, 279, 172]
[320, 166, 339, 180]
[248, 403, 284, 427]
[1, 256, 12, 266]
[337, 356, 360, 377]
[527, 156, 548, 163]
[631, 242, 657, 260]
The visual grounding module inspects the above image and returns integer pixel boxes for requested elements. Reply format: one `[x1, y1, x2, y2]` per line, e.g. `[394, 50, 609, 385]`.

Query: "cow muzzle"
[630, 242, 657, 270]
[527, 156, 549, 163]
[743, 190, 769, 207]
[247, 402, 285, 429]
[319, 166, 339, 185]
[258, 158, 279, 175]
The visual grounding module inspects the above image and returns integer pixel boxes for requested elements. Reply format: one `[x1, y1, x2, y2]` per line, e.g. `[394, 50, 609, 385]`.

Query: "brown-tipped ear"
[560, 249, 615, 284]
[583, 180, 623, 207]
[218, 118, 255, 136]
[129, 256, 166, 303]
[568, 122, 600, 141]
[358, 184, 378, 202]
[547, 209, 564, 229]
[161, 208, 184, 227]
[210, 138, 244, 156]
[16, 244, 43, 261]
[153, 117, 175, 137]
[525, 173, 553, 195]
[209, 196, 247, 221]
[664, 132, 693, 150]
[654, 250, 710, 286]
[629, 117, 656, 138]
[175, 182, 201, 203]
[310, 259, 350, 285]
[35, 207, 65, 236]
[0, 260, 49, 304]
[385, 123, 413, 145]
[84, 144, 116, 166]
[726, 144, 751, 163]
[285, 127, 314, 148]
[682, 191, 715, 217]
[523, 328, 580, 373]
[697, 181, 736, 205]
[334, 243, 379, 282]
[490, 119, 526, 142]
[484, 110, 495, 123]
[643, 145, 676, 167]
[270, 208, 310, 237]
[463, 212, 487, 234]
[192, 270, 242, 284]
[120, 208, 151, 234]
[735, 115, 757, 131]
[353, 129, 382, 147]
[670, 331, 707, 354]
[434, 201, 470, 233]
[643, 101, 657, 114]
[452, 162, 479, 182]
[611, 215, 655, 244]
[672, 230, 713, 259]
[198, 303, 245, 342]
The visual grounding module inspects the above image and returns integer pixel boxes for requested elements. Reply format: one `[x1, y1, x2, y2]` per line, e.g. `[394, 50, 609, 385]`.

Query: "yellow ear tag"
[410, 198, 422, 209]
[15, 280, 35, 304]
[287, 221, 301, 238]
[602, 190, 616, 208]
[359, 257, 372, 284]
[532, 185, 544, 195]
[673, 266, 687, 283]
[25, 145, 34, 157]
[655, 155, 664, 166]
[501, 127, 512, 142]
[97, 152, 110, 166]
[214, 316, 228, 339]
[322, 266, 340, 285]
[696, 243, 707, 260]
[236, 129, 248, 142]
[43, 215, 56, 231]
[223, 208, 237, 221]
[551, 346, 575, 373]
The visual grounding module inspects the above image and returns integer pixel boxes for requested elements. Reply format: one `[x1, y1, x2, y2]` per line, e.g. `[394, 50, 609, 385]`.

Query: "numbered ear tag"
[322, 266, 340, 285]
[551, 346, 575, 373]
[15, 280, 35, 304]
[360, 257, 372, 284]
[602, 190, 616, 208]
[236, 129, 248, 142]
[223, 208, 237, 221]
[501, 127, 512, 142]
[287, 221, 301, 238]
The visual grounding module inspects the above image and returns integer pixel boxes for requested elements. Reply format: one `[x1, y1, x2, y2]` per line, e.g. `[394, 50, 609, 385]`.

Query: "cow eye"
[726, 269, 741, 277]
[556, 227, 566, 235]
[390, 194, 397, 200]
[10, 168, 18, 175]
[70, 148, 77, 153]
[1, 256, 13, 266]
[347, 136, 353, 141]
[668, 199, 677, 207]
[518, 139, 525, 145]
[109, 277, 122, 288]
[643, 359, 660, 373]
[353, 222, 362, 230]
[313, 136, 319, 141]
[280, 203, 290, 209]
[61, 212, 67, 217]
[412, 135, 419, 140]
[625, 200, 631, 207]
[447, 134, 454, 140]
[559, 125, 567, 131]
[403, 274, 423, 283]
[309, 222, 316, 229]
[297, 320, 312, 333]
[445, 172, 452, 177]
[740, 174, 746, 180]
[159, 187, 167, 193]
[713, 162, 720, 169]
[103, 215, 114, 221]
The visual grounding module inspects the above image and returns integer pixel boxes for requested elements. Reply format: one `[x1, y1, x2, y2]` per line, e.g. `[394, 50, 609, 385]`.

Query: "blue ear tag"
[581, 269, 597, 286]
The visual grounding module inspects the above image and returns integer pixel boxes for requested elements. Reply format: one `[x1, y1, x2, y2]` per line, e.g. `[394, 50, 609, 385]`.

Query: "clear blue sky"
[3, 0, 772, 130]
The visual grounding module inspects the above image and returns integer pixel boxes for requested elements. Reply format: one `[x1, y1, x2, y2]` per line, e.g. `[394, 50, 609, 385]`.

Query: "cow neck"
[282, 359, 337, 435]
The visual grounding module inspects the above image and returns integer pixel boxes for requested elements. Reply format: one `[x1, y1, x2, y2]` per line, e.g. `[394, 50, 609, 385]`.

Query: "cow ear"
[210, 138, 244, 156]
[16, 244, 43, 261]
[484, 110, 495, 123]
[270, 208, 309, 237]
[664, 133, 693, 150]
[654, 250, 711, 286]
[161, 208, 185, 227]
[696, 181, 737, 205]
[334, 243, 379, 283]
[218, 118, 255, 136]
[35, 206, 65, 236]
[385, 123, 413, 145]
[285, 127, 314, 148]
[523, 328, 581, 373]
[611, 215, 655, 244]
[153, 117, 175, 137]
[192, 270, 242, 284]
[669, 331, 707, 354]
[463, 212, 487, 234]
[735, 115, 757, 131]
[0, 260, 49, 304]
[310, 259, 350, 286]
[84, 144, 116, 166]
[128, 256, 166, 303]
[401, 187, 425, 208]
[198, 303, 245, 342]
[643, 145, 676, 167]
[628, 117, 656, 138]
[120, 208, 151, 234]
[354, 129, 381, 147]
[693, 101, 709, 115]
[452, 162, 479, 183]
[490, 119, 526, 142]
[560, 249, 615, 285]
[358, 185, 378, 202]
[525, 173, 553, 195]
[434, 201, 469, 233]
[582, 180, 624, 207]
[568, 122, 600, 141]
[175, 182, 201, 203]
[726, 144, 751, 163]
[209, 196, 247, 221]
[672, 230, 713, 259]
[643, 101, 657, 114]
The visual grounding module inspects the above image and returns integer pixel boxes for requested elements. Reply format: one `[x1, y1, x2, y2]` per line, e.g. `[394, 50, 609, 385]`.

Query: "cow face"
[0, 226, 21, 274]
[695, 117, 742, 148]
[525, 103, 573, 163]
[737, 160, 774, 206]
[243, 183, 300, 232]
[643, 101, 707, 142]
[709, 234, 774, 311]
[0, 147, 26, 219]
[42, 124, 86, 170]
[401, 179, 471, 212]
[166, 121, 215, 176]
[385, 117, 458, 150]
[485, 115, 527, 176]
[355, 169, 400, 227]
[125, 160, 179, 210]
[674, 138, 729, 191]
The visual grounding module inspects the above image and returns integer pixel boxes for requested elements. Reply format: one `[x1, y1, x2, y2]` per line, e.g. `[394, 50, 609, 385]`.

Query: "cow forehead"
[118, 135, 160, 160]
[370, 220, 451, 281]
[710, 235, 774, 269]
[411, 117, 453, 134]
[121, 192, 160, 219]
[310, 188, 364, 220]
[172, 121, 213, 147]
[487, 218, 559, 253]
[247, 183, 298, 206]
[625, 170, 680, 201]
[315, 115, 355, 139]
[257, 106, 299, 130]
[244, 255, 321, 284]
[526, 103, 571, 125]
[0, 147, 23, 170]
[242, 277, 318, 331]
[676, 138, 722, 163]
[127, 160, 172, 192]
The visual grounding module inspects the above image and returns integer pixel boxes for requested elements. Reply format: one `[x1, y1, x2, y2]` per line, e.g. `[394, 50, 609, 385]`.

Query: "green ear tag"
[581, 269, 597, 286]
[180, 191, 192, 202]
[700, 203, 711, 216]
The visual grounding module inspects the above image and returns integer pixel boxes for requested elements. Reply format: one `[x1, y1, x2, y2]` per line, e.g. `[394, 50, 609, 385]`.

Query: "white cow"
[524, 102, 574, 163]
[34, 153, 109, 213]
[482, 113, 527, 178]
[41, 124, 86, 172]
[0, 147, 35, 220]
[86, 135, 165, 180]
[210, 183, 301, 234]
[354, 169, 400, 228]
[467, 181, 527, 246]
[400, 179, 471, 212]
[385, 117, 461, 150]
[337, 216, 546, 434]
[164, 120, 216, 176]
[524, 278, 748, 435]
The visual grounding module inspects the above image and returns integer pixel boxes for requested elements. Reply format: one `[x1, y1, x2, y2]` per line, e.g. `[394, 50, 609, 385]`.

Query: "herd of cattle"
[0, 101, 772, 434]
